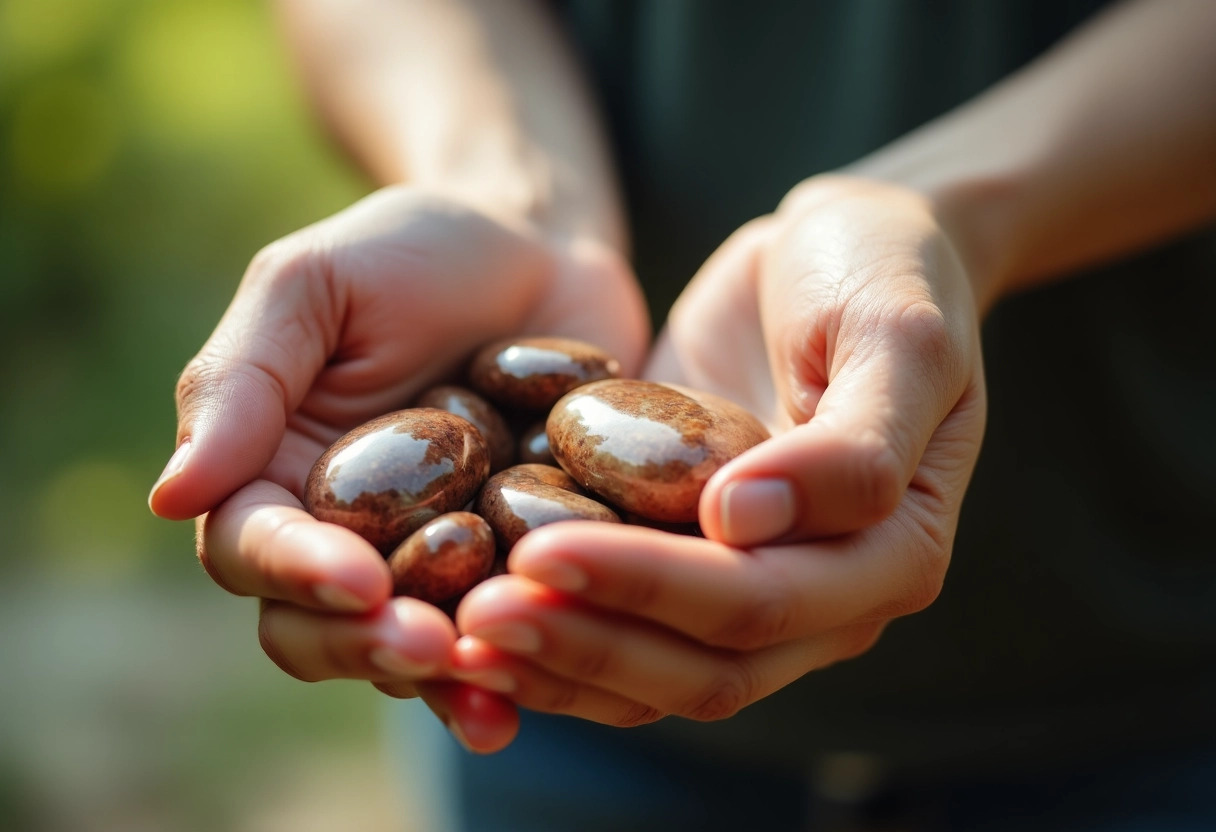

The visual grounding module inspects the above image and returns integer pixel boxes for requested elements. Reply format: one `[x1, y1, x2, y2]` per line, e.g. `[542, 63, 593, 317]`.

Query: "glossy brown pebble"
[547, 380, 770, 523]
[517, 421, 557, 466]
[475, 463, 620, 553]
[304, 409, 491, 555]
[468, 336, 621, 412]
[415, 384, 514, 473]
[387, 512, 495, 604]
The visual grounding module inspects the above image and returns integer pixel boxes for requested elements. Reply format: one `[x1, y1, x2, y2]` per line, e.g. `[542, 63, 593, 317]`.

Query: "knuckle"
[610, 569, 664, 617]
[539, 681, 580, 715]
[906, 543, 948, 614]
[896, 300, 966, 392]
[841, 624, 885, 661]
[705, 585, 798, 651]
[854, 440, 905, 522]
[571, 643, 616, 684]
[681, 661, 758, 722]
[246, 237, 315, 288]
[258, 606, 315, 683]
[613, 703, 666, 729]
[174, 351, 224, 418]
[195, 512, 249, 597]
[896, 301, 952, 359]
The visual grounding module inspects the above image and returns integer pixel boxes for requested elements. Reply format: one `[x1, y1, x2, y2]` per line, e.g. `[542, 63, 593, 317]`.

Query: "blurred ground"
[0, 1, 425, 829]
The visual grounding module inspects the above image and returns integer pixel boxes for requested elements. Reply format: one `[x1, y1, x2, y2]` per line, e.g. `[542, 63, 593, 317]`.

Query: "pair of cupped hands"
[148, 175, 986, 753]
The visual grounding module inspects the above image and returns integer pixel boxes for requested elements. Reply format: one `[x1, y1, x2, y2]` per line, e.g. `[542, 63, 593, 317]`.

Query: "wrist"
[411, 137, 628, 257]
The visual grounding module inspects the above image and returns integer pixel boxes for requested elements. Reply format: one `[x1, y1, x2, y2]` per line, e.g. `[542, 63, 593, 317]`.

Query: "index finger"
[200, 479, 392, 612]
[504, 518, 944, 653]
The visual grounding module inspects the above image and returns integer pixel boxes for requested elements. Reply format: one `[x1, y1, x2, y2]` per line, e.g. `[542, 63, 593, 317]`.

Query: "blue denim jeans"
[389, 703, 1216, 832]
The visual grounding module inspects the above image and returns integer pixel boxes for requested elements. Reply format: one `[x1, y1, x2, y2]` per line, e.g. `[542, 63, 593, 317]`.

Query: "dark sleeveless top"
[556, 0, 1216, 777]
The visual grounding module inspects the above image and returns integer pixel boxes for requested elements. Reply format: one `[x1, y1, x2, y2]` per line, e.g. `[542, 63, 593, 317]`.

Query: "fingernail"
[525, 561, 588, 593]
[451, 668, 517, 694]
[314, 582, 372, 613]
[369, 646, 436, 677]
[148, 440, 191, 506]
[719, 478, 795, 545]
[469, 621, 542, 654]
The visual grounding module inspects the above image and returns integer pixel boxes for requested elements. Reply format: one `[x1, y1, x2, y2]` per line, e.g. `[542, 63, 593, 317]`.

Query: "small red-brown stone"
[387, 512, 496, 604]
[474, 463, 620, 553]
[415, 384, 515, 473]
[304, 409, 491, 555]
[547, 380, 770, 523]
[468, 336, 621, 412]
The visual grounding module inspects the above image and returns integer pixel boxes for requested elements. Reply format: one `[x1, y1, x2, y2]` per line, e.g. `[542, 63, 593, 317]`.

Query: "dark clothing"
[552, 0, 1216, 776]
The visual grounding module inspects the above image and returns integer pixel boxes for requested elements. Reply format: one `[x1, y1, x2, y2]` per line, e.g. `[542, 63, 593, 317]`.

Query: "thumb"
[700, 217, 975, 545]
[148, 238, 336, 520]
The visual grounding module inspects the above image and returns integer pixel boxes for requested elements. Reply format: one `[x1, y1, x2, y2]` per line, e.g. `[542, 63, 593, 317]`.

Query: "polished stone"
[304, 408, 490, 555]
[547, 380, 769, 522]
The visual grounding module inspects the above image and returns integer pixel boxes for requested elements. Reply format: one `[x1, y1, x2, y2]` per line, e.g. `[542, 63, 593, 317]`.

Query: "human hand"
[148, 185, 649, 751]
[450, 176, 986, 728]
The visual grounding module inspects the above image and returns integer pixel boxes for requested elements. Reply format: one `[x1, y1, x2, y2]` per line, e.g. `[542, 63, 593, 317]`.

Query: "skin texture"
[547, 379, 769, 522]
[151, 0, 1216, 752]
[468, 336, 621, 412]
[305, 408, 490, 554]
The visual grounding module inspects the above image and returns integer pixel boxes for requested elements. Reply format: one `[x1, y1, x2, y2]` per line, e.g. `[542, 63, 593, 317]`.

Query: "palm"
[257, 186, 648, 500]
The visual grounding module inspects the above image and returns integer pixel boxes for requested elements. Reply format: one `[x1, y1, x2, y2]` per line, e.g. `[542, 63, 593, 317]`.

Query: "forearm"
[849, 0, 1216, 313]
[276, 0, 625, 249]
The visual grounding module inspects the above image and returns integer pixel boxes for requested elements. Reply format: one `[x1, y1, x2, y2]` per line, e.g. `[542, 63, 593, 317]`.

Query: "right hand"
[148, 185, 649, 752]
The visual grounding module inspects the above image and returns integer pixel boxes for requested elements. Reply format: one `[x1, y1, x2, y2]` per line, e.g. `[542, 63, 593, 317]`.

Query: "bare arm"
[849, 0, 1216, 312]
[276, 0, 625, 250]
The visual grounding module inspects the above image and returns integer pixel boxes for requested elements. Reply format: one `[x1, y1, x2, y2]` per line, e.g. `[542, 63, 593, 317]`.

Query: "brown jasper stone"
[475, 463, 620, 553]
[467, 336, 621, 412]
[546, 380, 770, 523]
[415, 385, 514, 473]
[304, 409, 491, 555]
[387, 512, 495, 604]
[517, 421, 557, 466]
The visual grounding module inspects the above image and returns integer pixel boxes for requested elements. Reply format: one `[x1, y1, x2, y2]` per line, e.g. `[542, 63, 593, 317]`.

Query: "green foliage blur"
[0, 3, 416, 830]
[0, 0, 366, 579]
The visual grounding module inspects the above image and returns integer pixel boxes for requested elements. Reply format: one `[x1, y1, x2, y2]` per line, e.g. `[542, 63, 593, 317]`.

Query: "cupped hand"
[148, 185, 649, 752]
[451, 175, 987, 729]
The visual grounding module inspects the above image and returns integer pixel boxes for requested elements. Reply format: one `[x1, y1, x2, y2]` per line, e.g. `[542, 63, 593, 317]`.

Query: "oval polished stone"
[517, 421, 557, 466]
[547, 380, 770, 523]
[415, 384, 515, 473]
[474, 463, 620, 553]
[468, 336, 621, 412]
[304, 409, 491, 555]
[387, 512, 495, 604]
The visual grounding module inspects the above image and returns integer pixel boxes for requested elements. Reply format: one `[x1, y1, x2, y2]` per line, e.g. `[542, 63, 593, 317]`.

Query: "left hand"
[449, 176, 988, 728]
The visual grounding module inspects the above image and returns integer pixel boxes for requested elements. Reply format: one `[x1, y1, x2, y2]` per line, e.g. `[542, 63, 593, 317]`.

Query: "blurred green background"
[0, 2, 421, 829]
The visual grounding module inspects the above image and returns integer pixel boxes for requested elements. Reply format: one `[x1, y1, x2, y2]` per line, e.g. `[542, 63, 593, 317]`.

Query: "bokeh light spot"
[118, 1, 285, 146]
[9, 74, 121, 196]
[34, 459, 154, 581]
[0, 0, 111, 70]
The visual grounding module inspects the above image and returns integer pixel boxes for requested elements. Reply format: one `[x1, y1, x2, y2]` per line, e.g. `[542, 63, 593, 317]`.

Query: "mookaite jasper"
[304, 408, 491, 555]
[468, 336, 621, 412]
[415, 384, 515, 473]
[475, 463, 620, 552]
[547, 380, 770, 523]
[387, 511, 495, 604]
